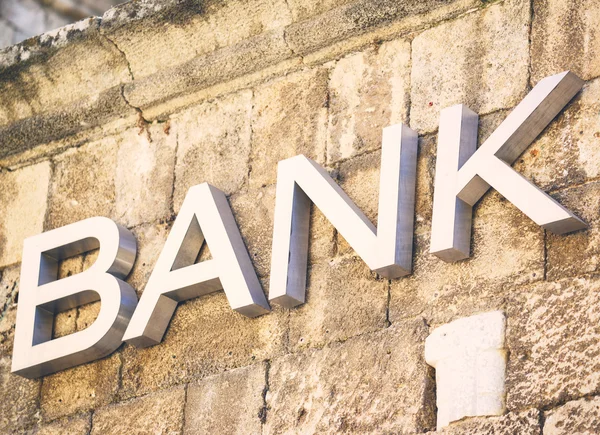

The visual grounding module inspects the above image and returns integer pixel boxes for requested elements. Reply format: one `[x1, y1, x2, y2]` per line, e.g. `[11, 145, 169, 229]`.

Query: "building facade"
[0, 0, 599, 433]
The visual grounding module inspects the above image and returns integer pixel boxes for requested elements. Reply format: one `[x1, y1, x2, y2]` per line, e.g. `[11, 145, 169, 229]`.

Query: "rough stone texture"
[40, 353, 121, 421]
[120, 292, 287, 399]
[184, 363, 266, 434]
[172, 90, 252, 212]
[544, 397, 600, 435]
[128, 223, 171, 295]
[326, 38, 410, 163]
[92, 386, 185, 435]
[289, 256, 387, 351]
[506, 276, 600, 411]
[0, 161, 51, 267]
[33, 414, 91, 435]
[47, 126, 175, 230]
[410, 0, 530, 133]
[390, 192, 544, 326]
[0, 356, 40, 433]
[515, 78, 600, 193]
[249, 68, 329, 189]
[0, 265, 19, 356]
[428, 409, 541, 434]
[546, 181, 600, 281]
[286, 0, 355, 21]
[265, 319, 436, 434]
[531, 0, 600, 82]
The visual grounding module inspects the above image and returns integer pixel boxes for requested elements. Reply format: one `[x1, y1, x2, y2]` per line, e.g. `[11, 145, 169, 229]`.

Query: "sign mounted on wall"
[11, 71, 587, 378]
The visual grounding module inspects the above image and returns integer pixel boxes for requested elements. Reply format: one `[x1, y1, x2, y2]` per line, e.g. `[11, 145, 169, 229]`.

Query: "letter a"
[431, 71, 587, 262]
[269, 124, 418, 307]
[12, 217, 138, 378]
[124, 183, 269, 348]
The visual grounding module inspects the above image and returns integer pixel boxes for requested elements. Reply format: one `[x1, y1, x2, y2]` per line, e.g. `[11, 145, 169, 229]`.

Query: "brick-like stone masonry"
[0, 0, 599, 433]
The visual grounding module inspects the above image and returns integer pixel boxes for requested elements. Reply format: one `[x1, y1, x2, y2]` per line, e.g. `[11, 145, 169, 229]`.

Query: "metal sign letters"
[11, 71, 587, 378]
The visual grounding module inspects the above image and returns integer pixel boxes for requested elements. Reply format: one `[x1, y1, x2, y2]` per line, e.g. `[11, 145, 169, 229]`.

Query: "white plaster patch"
[425, 311, 507, 429]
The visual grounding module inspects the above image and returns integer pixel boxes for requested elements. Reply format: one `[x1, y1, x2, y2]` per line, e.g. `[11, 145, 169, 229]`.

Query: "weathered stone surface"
[34, 414, 91, 435]
[0, 161, 51, 267]
[185, 363, 266, 434]
[123, 29, 292, 115]
[286, 0, 354, 21]
[410, 0, 530, 133]
[327, 38, 410, 163]
[289, 256, 387, 351]
[265, 319, 435, 434]
[114, 124, 177, 227]
[120, 292, 286, 399]
[506, 276, 600, 410]
[428, 409, 541, 434]
[546, 181, 600, 281]
[249, 68, 328, 189]
[285, 0, 475, 56]
[40, 354, 121, 421]
[515, 78, 600, 193]
[531, 0, 600, 82]
[0, 265, 19, 356]
[128, 223, 171, 295]
[92, 386, 184, 435]
[0, 356, 40, 433]
[172, 90, 252, 212]
[544, 396, 600, 435]
[101, 0, 292, 80]
[390, 194, 544, 326]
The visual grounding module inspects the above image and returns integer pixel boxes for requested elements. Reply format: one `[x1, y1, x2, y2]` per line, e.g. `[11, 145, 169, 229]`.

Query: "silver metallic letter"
[270, 124, 418, 307]
[123, 183, 269, 348]
[12, 217, 137, 378]
[431, 71, 587, 262]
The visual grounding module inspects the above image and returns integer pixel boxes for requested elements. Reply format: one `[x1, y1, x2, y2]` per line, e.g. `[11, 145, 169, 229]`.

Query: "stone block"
[265, 319, 435, 433]
[0, 161, 51, 267]
[390, 195, 544, 326]
[546, 181, 600, 281]
[286, 0, 354, 21]
[506, 276, 600, 410]
[91, 386, 184, 435]
[249, 68, 328, 189]
[531, 0, 600, 82]
[428, 409, 541, 435]
[513, 78, 600, 192]
[289, 256, 388, 351]
[40, 353, 121, 421]
[128, 223, 171, 295]
[184, 363, 266, 434]
[120, 292, 286, 399]
[544, 397, 600, 435]
[0, 356, 40, 433]
[327, 38, 411, 163]
[34, 414, 91, 435]
[172, 90, 252, 212]
[410, 0, 530, 133]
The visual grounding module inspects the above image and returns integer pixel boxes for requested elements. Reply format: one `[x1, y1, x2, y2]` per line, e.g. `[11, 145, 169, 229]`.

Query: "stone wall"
[0, 0, 599, 433]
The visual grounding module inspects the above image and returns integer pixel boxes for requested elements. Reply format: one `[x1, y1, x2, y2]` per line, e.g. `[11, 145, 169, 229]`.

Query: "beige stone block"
[0, 161, 51, 267]
[120, 292, 286, 399]
[410, 0, 530, 133]
[265, 319, 435, 433]
[115, 124, 177, 227]
[515, 78, 600, 192]
[546, 181, 600, 281]
[172, 91, 252, 212]
[390, 196, 544, 326]
[249, 68, 329, 189]
[544, 397, 600, 435]
[40, 353, 120, 421]
[327, 38, 411, 163]
[0, 356, 40, 433]
[185, 363, 266, 434]
[506, 276, 600, 410]
[289, 256, 387, 351]
[0, 265, 19, 356]
[286, 0, 354, 21]
[128, 223, 171, 295]
[429, 409, 541, 434]
[531, 0, 600, 82]
[92, 386, 185, 435]
[34, 414, 91, 435]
